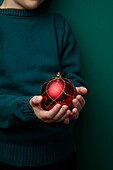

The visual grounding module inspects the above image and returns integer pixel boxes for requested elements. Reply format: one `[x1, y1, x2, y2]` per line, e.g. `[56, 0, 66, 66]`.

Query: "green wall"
[47, 0, 113, 170]
[0, 0, 113, 169]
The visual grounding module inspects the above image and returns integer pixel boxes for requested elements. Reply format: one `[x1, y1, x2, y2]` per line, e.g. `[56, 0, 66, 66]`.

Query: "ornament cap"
[56, 72, 61, 79]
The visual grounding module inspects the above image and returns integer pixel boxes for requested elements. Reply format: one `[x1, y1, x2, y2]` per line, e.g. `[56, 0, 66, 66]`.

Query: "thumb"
[76, 86, 88, 95]
[30, 96, 43, 105]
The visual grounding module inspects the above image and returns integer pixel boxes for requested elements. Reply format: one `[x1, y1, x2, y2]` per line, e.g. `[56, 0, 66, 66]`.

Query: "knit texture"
[0, 3, 85, 167]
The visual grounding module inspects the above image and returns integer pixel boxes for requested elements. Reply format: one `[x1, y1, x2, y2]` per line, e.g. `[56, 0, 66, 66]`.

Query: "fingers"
[48, 104, 62, 119]
[29, 96, 44, 113]
[76, 86, 87, 95]
[30, 96, 43, 106]
[31, 94, 86, 124]
[64, 118, 70, 124]
[40, 104, 62, 122]
[76, 95, 85, 108]
[72, 108, 79, 119]
[52, 105, 68, 121]
[40, 105, 70, 124]
[56, 109, 71, 123]
[52, 94, 86, 123]
[73, 98, 82, 112]
[71, 95, 86, 119]
[30, 99, 70, 124]
[72, 95, 85, 112]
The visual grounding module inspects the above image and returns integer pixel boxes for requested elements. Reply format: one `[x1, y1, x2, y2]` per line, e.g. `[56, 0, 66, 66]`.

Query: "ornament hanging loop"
[56, 72, 61, 79]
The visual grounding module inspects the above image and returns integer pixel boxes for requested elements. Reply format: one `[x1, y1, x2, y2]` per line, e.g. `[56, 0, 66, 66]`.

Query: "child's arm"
[60, 19, 86, 88]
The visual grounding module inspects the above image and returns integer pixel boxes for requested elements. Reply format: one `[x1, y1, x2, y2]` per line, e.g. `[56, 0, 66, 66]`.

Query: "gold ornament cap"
[56, 72, 61, 79]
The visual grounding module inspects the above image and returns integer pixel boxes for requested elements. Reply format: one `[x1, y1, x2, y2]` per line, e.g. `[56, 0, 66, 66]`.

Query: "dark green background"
[0, 0, 113, 170]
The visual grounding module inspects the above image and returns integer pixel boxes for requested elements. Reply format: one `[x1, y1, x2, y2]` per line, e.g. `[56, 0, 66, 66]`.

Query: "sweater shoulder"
[47, 12, 72, 37]
[51, 12, 66, 22]
[50, 12, 70, 26]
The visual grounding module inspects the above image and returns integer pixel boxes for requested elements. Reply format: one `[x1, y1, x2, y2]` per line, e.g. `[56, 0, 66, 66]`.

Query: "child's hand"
[69, 86, 88, 120]
[29, 96, 71, 124]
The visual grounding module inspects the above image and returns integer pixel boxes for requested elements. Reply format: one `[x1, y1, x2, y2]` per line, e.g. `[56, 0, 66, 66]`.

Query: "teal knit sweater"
[0, 3, 85, 167]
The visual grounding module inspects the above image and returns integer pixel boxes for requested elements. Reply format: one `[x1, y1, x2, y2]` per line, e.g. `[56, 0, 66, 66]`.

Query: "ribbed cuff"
[22, 97, 41, 122]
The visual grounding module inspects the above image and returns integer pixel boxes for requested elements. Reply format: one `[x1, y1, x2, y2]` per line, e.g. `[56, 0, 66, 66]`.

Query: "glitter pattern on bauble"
[40, 72, 77, 111]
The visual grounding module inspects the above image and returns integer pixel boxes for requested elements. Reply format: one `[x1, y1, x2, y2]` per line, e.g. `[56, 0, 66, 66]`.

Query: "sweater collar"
[0, 3, 46, 17]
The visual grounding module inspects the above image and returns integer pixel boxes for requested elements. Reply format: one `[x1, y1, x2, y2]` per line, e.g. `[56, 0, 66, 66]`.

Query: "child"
[0, 0, 87, 169]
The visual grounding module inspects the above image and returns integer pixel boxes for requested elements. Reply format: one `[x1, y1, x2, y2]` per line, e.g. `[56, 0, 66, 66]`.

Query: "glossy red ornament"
[40, 72, 77, 111]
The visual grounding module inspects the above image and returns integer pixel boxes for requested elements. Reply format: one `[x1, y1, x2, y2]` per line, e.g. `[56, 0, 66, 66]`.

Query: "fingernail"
[63, 105, 68, 110]
[67, 110, 71, 116]
[83, 87, 87, 91]
[37, 96, 42, 101]
[65, 119, 70, 124]
[55, 104, 61, 108]
[73, 99, 77, 103]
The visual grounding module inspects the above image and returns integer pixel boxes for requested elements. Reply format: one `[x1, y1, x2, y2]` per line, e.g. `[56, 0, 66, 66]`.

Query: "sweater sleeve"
[60, 19, 86, 88]
[0, 94, 40, 129]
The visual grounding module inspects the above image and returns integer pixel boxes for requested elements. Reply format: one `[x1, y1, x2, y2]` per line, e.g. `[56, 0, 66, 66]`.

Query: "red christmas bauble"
[40, 72, 77, 111]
